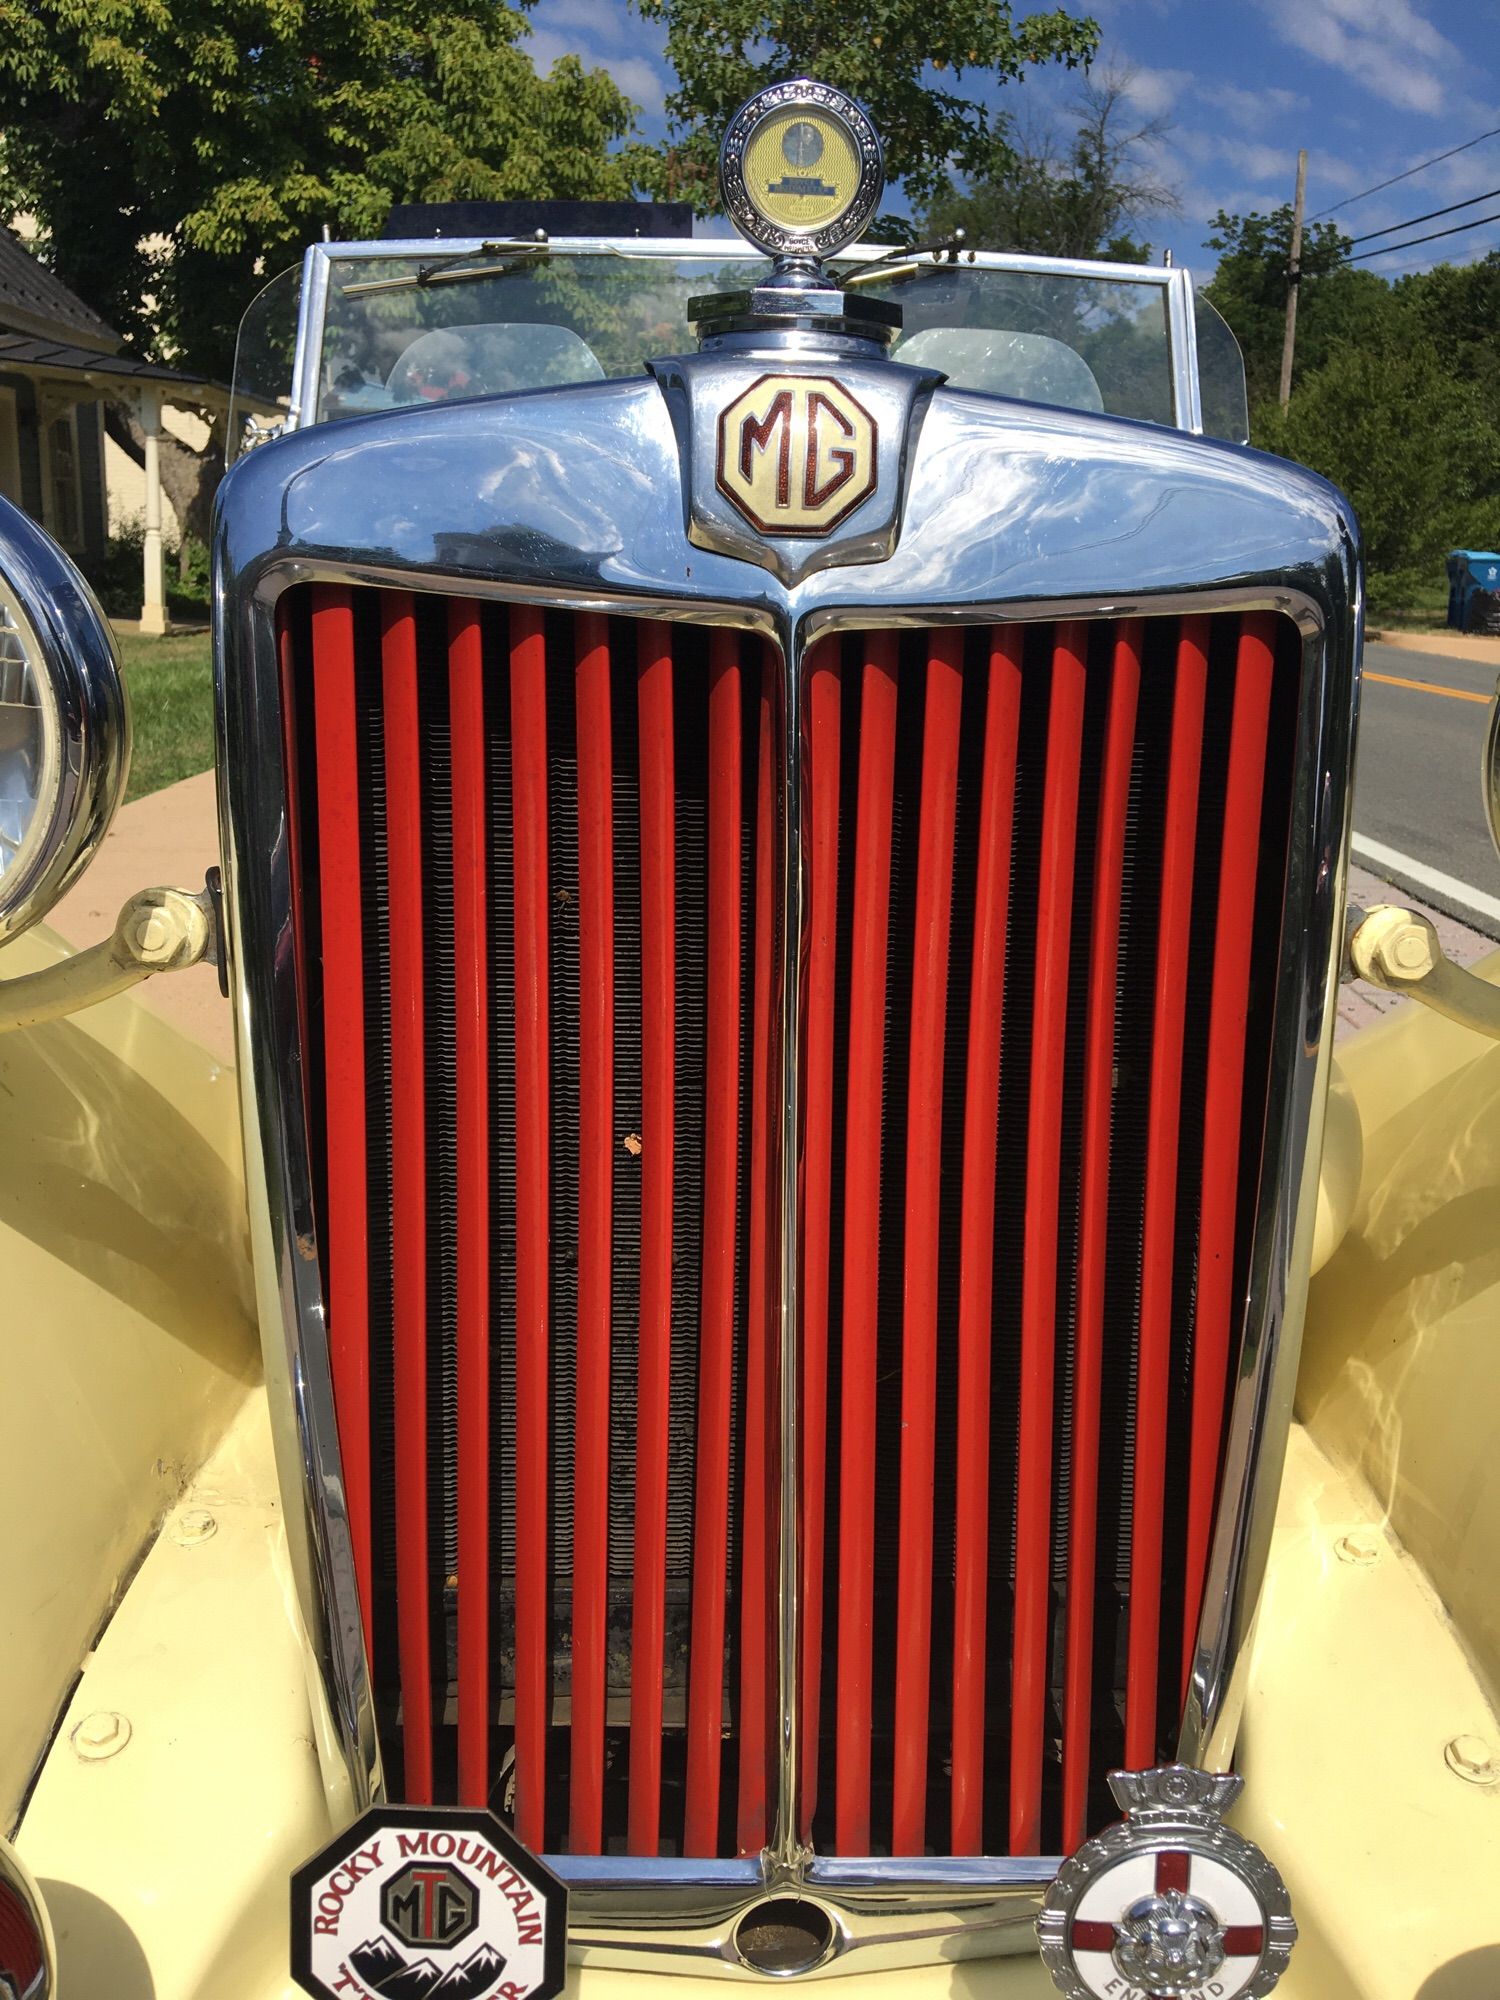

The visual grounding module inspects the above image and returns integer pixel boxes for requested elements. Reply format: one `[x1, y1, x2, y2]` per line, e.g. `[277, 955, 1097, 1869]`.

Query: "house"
[0, 226, 250, 631]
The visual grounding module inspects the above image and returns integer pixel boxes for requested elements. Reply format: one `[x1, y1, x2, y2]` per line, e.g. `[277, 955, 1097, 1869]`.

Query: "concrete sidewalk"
[46, 769, 234, 1063]
[1370, 627, 1500, 666]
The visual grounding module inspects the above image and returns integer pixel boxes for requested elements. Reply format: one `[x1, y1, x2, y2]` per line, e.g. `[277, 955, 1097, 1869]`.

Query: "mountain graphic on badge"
[348, 1938, 407, 1987]
[347, 1937, 509, 2000]
[429, 1944, 509, 2000]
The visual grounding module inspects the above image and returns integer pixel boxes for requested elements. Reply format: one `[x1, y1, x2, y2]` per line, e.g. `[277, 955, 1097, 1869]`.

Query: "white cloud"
[1256, 0, 1461, 116]
[525, 25, 666, 112]
[1176, 127, 1291, 188]
[604, 55, 668, 114]
[539, 0, 634, 36]
[1204, 81, 1307, 128]
[1117, 63, 1193, 117]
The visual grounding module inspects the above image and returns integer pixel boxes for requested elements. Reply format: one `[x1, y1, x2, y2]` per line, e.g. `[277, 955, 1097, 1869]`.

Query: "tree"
[0, 0, 643, 549]
[1258, 336, 1500, 612]
[920, 65, 1177, 259]
[631, 0, 1100, 216]
[1201, 206, 1391, 413]
[1393, 251, 1500, 382]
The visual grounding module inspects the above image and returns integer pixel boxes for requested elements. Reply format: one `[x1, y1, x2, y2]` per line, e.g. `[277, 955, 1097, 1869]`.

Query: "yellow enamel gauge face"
[719, 80, 884, 257]
[742, 107, 862, 236]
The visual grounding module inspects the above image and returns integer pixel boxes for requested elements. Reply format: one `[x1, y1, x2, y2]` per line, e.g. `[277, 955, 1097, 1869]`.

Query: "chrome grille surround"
[213, 367, 1360, 1977]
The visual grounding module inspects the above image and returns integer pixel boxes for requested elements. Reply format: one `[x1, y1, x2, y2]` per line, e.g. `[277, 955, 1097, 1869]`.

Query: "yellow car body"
[3, 915, 1498, 1996]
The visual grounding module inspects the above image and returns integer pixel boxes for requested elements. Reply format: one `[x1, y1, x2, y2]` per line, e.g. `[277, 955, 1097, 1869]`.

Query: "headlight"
[0, 1832, 55, 1998]
[0, 495, 129, 944]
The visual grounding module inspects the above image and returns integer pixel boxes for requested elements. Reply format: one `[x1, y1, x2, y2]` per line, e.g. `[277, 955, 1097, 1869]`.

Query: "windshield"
[234, 242, 1248, 448]
[228, 263, 302, 463]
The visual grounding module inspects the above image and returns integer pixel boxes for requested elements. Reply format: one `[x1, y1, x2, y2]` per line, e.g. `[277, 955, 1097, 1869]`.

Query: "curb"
[1370, 628, 1500, 667]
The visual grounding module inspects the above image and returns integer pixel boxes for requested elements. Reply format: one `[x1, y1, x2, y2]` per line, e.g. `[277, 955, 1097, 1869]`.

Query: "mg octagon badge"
[292, 1806, 567, 2000]
[716, 373, 877, 536]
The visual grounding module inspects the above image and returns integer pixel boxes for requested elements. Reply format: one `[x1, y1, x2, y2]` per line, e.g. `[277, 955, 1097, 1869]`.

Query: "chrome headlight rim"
[0, 499, 130, 946]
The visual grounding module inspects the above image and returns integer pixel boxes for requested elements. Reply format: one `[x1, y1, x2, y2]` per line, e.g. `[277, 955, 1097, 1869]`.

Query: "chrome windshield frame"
[291, 236, 1210, 439]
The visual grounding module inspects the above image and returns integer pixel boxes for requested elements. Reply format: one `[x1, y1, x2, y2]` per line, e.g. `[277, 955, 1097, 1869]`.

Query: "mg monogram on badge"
[716, 372, 877, 535]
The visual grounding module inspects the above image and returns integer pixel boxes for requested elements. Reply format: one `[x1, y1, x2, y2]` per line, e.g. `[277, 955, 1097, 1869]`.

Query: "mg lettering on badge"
[382, 1861, 479, 1950]
[716, 373, 877, 536]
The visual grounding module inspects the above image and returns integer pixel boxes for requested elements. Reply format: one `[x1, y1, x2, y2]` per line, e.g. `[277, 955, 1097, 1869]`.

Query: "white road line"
[1351, 833, 1500, 926]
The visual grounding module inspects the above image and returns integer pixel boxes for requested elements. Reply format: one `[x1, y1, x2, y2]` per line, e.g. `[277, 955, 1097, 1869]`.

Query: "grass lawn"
[115, 628, 215, 803]
[1371, 575, 1451, 633]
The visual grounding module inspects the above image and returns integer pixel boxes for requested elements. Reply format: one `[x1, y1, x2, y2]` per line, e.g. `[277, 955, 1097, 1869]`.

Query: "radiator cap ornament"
[1037, 1767, 1297, 2000]
[718, 78, 884, 258]
[291, 1805, 567, 2000]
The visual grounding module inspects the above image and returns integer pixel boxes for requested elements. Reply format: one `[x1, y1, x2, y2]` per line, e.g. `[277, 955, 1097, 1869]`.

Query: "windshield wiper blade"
[340, 238, 551, 298]
[837, 228, 973, 288]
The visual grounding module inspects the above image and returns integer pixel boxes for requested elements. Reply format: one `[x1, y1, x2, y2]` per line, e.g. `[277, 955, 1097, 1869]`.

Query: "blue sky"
[525, 0, 1500, 280]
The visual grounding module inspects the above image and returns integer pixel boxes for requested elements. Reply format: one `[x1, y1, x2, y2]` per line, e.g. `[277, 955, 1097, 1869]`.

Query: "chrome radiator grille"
[279, 583, 1299, 1862]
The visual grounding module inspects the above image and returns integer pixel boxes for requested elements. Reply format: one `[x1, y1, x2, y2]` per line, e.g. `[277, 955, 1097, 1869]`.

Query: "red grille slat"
[1182, 612, 1278, 1688]
[630, 624, 675, 1857]
[1010, 621, 1089, 1856]
[288, 591, 1296, 1864]
[798, 642, 841, 1838]
[950, 626, 1022, 1855]
[1125, 615, 1211, 1769]
[683, 628, 744, 1856]
[510, 604, 551, 1851]
[571, 614, 614, 1854]
[834, 632, 899, 1857]
[308, 585, 373, 1665]
[737, 662, 777, 1856]
[382, 591, 433, 1804]
[1061, 619, 1142, 1851]
[449, 598, 491, 1805]
[892, 629, 965, 1856]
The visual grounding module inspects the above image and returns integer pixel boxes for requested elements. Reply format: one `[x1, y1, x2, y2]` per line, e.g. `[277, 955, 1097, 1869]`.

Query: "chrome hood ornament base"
[1037, 1767, 1297, 1999]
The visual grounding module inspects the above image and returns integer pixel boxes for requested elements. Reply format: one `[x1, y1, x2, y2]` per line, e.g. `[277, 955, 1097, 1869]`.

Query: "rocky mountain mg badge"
[1037, 1767, 1297, 2000]
[291, 1806, 567, 2000]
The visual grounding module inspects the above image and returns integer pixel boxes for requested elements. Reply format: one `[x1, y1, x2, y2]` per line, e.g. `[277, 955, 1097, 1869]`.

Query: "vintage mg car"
[2, 79, 1499, 2000]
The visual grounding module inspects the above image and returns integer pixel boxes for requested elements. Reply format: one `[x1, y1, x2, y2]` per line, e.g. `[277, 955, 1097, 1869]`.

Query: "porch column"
[139, 387, 168, 637]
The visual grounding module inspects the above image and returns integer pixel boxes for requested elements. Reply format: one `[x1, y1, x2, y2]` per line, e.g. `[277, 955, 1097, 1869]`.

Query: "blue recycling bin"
[1446, 550, 1500, 631]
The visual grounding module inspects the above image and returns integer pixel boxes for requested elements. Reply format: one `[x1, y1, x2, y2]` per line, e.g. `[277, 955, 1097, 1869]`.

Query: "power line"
[1309, 123, 1500, 221]
[1348, 205, 1500, 262]
[1348, 184, 1500, 245]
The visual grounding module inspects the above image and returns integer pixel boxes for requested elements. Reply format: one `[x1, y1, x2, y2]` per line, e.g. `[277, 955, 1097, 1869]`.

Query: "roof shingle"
[0, 230, 119, 351]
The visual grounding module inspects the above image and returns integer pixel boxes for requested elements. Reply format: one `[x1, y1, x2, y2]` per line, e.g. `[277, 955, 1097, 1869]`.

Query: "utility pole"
[1279, 149, 1307, 409]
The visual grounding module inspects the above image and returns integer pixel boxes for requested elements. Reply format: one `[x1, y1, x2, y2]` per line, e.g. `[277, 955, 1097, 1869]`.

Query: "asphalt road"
[1351, 640, 1500, 940]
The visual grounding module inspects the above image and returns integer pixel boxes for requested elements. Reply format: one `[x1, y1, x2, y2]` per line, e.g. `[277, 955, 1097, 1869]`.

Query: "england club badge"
[1037, 1767, 1297, 2000]
[291, 1806, 567, 2000]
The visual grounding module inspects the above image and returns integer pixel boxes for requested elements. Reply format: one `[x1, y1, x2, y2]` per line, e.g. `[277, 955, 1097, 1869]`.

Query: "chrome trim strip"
[287, 243, 324, 433]
[214, 374, 1359, 1966]
[302, 237, 1186, 283]
[1180, 599, 1363, 1769]
[560, 1854, 1055, 1979]
[771, 613, 803, 1872]
[291, 243, 333, 440]
[809, 1856, 1057, 1888]
[213, 572, 384, 1816]
[1173, 267, 1205, 434]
